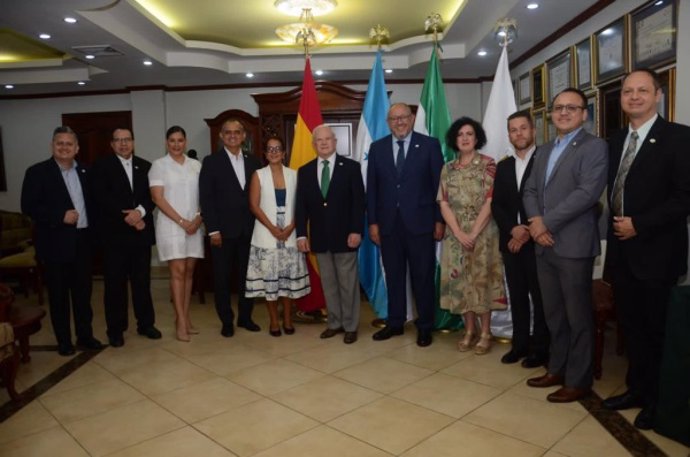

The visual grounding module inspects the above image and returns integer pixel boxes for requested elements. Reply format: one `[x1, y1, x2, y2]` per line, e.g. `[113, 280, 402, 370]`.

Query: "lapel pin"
[338, 162, 343, 166]
[649, 138, 656, 143]
[414, 144, 420, 148]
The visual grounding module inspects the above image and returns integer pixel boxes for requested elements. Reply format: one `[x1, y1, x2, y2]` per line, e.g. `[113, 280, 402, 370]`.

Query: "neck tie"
[611, 131, 639, 217]
[396, 140, 405, 176]
[321, 159, 330, 198]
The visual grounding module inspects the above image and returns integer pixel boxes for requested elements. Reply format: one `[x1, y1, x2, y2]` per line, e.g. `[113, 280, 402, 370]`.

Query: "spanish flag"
[289, 57, 326, 312]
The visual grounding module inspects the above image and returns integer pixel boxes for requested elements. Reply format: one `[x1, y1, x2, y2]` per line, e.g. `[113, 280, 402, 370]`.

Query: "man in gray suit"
[523, 87, 608, 403]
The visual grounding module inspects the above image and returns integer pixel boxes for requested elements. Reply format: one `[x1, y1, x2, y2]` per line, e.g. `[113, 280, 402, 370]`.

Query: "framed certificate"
[519, 72, 531, 105]
[630, 0, 677, 70]
[532, 108, 546, 146]
[575, 37, 593, 91]
[531, 64, 546, 109]
[656, 68, 676, 121]
[546, 50, 572, 103]
[584, 91, 599, 136]
[594, 17, 627, 84]
[546, 114, 557, 142]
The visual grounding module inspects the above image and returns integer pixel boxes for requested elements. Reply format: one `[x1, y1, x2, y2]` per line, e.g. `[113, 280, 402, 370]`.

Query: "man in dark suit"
[21, 126, 103, 356]
[366, 103, 445, 347]
[601, 69, 690, 429]
[199, 118, 262, 336]
[295, 124, 365, 344]
[492, 110, 548, 368]
[523, 88, 608, 403]
[91, 128, 161, 347]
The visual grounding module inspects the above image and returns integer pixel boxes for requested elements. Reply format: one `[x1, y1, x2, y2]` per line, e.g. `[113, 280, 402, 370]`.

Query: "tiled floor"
[1, 279, 689, 456]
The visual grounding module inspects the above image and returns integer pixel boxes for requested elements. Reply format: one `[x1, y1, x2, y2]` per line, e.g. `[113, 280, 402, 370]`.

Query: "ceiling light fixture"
[143, 59, 153, 66]
[526, 3, 539, 10]
[4, 84, 14, 89]
[85, 54, 95, 60]
[39, 33, 51, 40]
[246, 72, 254, 78]
[314, 69, 324, 76]
[275, 7, 338, 51]
[77, 81, 86, 86]
[64, 17, 77, 24]
[274, 0, 337, 16]
[477, 50, 488, 56]
[385, 69, 393, 74]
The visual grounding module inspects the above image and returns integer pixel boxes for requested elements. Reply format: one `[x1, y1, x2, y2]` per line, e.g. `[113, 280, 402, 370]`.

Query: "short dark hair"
[221, 118, 245, 132]
[507, 110, 534, 129]
[551, 87, 587, 109]
[264, 135, 285, 151]
[623, 68, 661, 91]
[446, 117, 487, 151]
[166, 125, 186, 139]
[52, 126, 77, 142]
[112, 127, 134, 140]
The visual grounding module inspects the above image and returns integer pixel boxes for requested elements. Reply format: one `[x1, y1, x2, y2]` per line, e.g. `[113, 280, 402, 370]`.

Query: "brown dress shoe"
[320, 328, 343, 339]
[526, 373, 564, 388]
[547, 387, 590, 403]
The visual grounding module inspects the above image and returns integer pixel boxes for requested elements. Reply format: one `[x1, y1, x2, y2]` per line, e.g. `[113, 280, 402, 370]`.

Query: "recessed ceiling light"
[601, 28, 614, 36]
[246, 72, 254, 78]
[85, 54, 95, 60]
[527, 3, 539, 10]
[314, 69, 324, 76]
[77, 81, 86, 86]
[143, 59, 153, 66]
[64, 17, 77, 24]
[654, 0, 663, 4]
[5, 84, 14, 89]
[385, 69, 393, 74]
[39, 33, 51, 40]
[477, 50, 488, 57]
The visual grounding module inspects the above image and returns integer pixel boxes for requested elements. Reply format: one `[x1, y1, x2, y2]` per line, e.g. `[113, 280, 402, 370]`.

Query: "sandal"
[457, 331, 476, 352]
[474, 333, 492, 355]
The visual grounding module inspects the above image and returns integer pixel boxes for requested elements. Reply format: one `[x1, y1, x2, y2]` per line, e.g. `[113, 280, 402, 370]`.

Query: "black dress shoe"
[343, 331, 358, 344]
[522, 353, 548, 368]
[602, 391, 645, 411]
[634, 406, 655, 430]
[221, 324, 235, 337]
[320, 327, 343, 339]
[372, 326, 404, 341]
[501, 350, 526, 364]
[417, 330, 432, 347]
[238, 320, 261, 332]
[283, 325, 295, 335]
[76, 337, 104, 351]
[137, 326, 162, 340]
[108, 336, 125, 348]
[269, 327, 282, 337]
[57, 343, 76, 356]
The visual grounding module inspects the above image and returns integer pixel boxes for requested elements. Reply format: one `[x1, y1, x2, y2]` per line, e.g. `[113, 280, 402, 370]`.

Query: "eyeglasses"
[112, 138, 133, 143]
[266, 146, 283, 153]
[551, 104, 585, 114]
[387, 114, 412, 122]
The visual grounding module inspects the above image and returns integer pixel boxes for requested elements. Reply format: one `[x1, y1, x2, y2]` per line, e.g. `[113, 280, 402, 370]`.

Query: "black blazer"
[295, 155, 365, 253]
[606, 116, 690, 280]
[21, 158, 94, 263]
[90, 154, 155, 246]
[491, 151, 537, 253]
[199, 149, 261, 239]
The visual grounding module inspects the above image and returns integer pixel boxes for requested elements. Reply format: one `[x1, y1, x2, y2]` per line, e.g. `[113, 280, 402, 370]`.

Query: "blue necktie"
[396, 140, 405, 176]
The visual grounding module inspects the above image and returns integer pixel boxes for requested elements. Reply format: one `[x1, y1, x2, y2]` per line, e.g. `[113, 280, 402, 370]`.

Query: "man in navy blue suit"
[366, 103, 445, 347]
[21, 126, 103, 356]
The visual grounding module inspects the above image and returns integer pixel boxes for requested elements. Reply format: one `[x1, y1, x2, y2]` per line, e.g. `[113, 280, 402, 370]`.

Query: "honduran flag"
[353, 52, 390, 318]
[289, 57, 326, 312]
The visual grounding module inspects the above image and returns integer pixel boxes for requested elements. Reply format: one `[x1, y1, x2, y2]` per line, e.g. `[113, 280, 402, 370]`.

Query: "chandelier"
[274, 0, 338, 50]
[274, 0, 337, 16]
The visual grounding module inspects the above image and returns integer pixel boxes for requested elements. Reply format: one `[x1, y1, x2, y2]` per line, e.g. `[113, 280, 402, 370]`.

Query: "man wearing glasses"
[366, 103, 445, 347]
[523, 88, 608, 402]
[91, 128, 161, 348]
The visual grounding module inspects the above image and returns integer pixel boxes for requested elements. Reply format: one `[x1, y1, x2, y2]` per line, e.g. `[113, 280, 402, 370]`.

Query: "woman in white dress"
[245, 136, 310, 336]
[149, 126, 204, 342]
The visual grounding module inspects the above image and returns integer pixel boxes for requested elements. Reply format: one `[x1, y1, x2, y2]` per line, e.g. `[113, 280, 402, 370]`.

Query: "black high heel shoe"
[269, 327, 282, 337]
[283, 325, 295, 335]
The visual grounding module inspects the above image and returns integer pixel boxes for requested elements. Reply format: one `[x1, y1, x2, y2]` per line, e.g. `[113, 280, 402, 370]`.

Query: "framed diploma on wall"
[594, 17, 627, 84]
[575, 37, 593, 91]
[546, 49, 573, 103]
[519, 72, 531, 105]
[531, 64, 546, 109]
[630, 0, 677, 70]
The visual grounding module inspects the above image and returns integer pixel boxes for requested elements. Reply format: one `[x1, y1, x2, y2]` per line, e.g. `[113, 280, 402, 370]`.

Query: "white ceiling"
[0, 0, 603, 96]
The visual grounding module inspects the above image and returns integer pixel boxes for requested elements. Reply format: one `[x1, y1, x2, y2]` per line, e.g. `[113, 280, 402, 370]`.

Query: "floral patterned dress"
[438, 153, 506, 314]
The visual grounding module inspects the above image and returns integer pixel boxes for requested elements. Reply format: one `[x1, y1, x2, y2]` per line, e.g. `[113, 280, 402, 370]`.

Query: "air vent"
[71, 45, 124, 57]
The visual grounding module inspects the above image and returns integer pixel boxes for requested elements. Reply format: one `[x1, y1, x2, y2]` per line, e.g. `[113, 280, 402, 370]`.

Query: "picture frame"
[0, 127, 6, 191]
[546, 49, 573, 103]
[327, 122, 353, 157]
[546, 114, 557, 142]
[656, 67, 675, 122]
[594, 17, 627, 84]
[519, 71, 531, 105]
[584, 90, 600, 136]
[630, 0, 677, 70]
[531, 64, 546, 109]
[575, 37, 593, 91]
[532, 108, 546, 146]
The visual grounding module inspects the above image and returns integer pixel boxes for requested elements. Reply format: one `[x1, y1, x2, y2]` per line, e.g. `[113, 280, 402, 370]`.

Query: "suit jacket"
[295, 155, 365, 253]
[491, 151, 537, 253]
[199, 148, 261, 239]
[366, 132, 444, 236]
[20, 158, 94, 263]
[523, 128, 608, 259]
[91, 154, 155, 246]
[605, 116, 690, 280]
